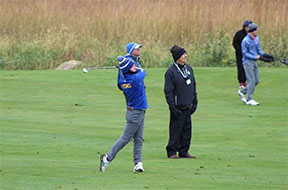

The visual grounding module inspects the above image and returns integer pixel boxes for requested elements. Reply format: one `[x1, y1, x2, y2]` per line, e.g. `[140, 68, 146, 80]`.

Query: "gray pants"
[241, 61, 259, 101]
[107, 109, 145, 165]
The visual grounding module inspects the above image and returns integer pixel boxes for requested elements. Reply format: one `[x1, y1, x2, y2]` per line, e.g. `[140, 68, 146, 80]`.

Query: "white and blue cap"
[126, 42, 142, 54]
[117, 56, 135, 74]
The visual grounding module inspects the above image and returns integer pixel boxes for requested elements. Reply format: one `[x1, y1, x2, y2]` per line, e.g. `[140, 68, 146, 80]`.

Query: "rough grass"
[0, 67, 287, 189]
[0, 0, 287, 69]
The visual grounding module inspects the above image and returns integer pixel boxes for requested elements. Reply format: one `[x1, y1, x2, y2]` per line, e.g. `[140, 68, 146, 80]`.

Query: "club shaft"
[86, 66, 118, 70]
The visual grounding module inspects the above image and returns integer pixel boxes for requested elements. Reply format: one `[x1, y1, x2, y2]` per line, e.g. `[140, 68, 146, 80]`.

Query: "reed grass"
[0, 0, 287, 69]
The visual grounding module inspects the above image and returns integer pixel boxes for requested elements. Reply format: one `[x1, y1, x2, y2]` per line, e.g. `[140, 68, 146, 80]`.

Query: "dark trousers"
[166, 109, 192, 157]
[236, 53, 246, 83]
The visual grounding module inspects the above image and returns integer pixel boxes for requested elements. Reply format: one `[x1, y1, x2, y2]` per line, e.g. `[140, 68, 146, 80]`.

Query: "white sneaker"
[100, 154, 110, 172]
[133, 162, 144, 173]
[237, 90, 247, 103]
[246, 99, 259, 106]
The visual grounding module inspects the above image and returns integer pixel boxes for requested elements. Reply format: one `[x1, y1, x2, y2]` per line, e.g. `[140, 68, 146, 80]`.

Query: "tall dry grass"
[0, 0, 287, 69]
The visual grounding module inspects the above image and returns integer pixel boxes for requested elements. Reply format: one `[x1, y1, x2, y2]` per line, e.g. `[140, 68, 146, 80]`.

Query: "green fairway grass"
[0, 68, 287, 190]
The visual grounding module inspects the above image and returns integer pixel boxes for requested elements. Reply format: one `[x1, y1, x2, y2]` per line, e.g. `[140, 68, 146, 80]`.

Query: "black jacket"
[164, 63, 197, 112]
[232, 28, 247, 56]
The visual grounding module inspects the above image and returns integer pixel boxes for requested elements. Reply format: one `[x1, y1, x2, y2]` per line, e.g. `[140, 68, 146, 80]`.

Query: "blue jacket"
[125, 54, 142, 68]
[241, 34, 264, 64]
[118, 69, 148, 110]
[117, 54, 142, 91]
[117, 69, 125, 91]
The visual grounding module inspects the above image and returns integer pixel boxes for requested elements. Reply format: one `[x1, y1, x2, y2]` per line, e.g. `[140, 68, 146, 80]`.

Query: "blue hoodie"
[241, 34, 264, 64]
[125, 54, 142, 68]
[117, 54, 142, 91]
[118, 68, 148, 110]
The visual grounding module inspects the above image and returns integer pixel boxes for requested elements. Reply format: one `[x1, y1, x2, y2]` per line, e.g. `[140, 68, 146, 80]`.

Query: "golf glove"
[259, 55, 273, 62]
[263, 54, 274, 61]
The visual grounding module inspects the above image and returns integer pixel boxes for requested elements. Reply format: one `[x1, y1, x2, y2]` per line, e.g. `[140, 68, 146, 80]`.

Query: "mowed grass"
[0, 68, 287, 190]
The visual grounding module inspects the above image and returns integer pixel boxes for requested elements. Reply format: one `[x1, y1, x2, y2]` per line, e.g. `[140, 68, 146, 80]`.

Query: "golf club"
[82, 66, 119, 73]
[280, 58, 288, 65]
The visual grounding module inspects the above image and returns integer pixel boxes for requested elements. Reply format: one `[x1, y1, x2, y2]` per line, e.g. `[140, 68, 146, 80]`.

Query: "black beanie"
[170, 45, 186, 62]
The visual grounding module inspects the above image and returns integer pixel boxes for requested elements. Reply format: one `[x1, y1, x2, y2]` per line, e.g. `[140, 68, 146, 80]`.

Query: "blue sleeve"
[257, 38, 264, 56]
[133, 69, 146, 86]
[117, 69, 124, 91]
[242, 39, 258, 60]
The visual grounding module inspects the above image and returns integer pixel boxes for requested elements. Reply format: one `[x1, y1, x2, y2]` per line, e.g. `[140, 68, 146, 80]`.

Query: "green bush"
[0, 30, 286, 69]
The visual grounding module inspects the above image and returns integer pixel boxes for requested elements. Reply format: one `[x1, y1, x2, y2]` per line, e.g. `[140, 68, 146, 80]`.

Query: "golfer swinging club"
[117, 42, 143, 104]
[100, 56, 148, 173]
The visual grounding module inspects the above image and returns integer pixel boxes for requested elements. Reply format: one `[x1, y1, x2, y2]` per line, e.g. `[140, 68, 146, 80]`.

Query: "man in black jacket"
[164, 45, 198, 159]
[232, 20, 252, 88]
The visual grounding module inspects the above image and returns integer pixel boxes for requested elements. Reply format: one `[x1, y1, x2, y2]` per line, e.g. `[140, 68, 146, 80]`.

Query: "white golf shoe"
[237, 90, 247, 103]
[246, 99, 259, 106]
[133, 162, 144, 173]
[100, 154, 110, 172]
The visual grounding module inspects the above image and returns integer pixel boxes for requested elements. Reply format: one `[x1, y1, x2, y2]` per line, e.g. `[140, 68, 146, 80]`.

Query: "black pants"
[166, 109, 192, 157]
[236, 53, 246, 83]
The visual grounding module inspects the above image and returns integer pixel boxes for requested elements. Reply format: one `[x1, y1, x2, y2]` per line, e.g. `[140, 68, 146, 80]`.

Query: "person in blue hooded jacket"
[100, 56, 148, 173]
[237, 23, 274, 106]
[125, 42, 142, 68]
[117, 42, 143, 103]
